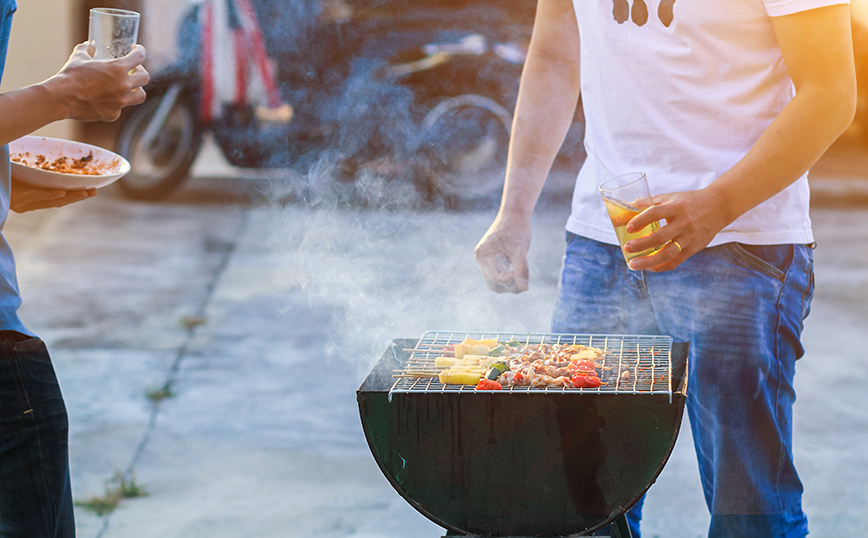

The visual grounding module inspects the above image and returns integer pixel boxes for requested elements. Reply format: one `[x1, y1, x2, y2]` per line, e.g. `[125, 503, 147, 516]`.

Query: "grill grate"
[391, 331, 673, 395]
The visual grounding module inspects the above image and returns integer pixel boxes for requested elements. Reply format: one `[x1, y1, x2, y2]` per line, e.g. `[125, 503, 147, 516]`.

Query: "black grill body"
[357, 337, 689, 536]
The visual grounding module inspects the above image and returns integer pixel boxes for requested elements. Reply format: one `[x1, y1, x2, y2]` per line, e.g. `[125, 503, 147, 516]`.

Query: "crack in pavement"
[92, 208, 250, 538]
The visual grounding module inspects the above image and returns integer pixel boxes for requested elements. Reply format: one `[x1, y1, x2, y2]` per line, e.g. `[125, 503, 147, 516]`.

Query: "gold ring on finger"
[670, 240, 683, 253]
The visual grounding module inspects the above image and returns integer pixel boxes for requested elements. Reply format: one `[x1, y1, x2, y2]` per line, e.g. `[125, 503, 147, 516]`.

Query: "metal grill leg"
[611, 514, 633, 538]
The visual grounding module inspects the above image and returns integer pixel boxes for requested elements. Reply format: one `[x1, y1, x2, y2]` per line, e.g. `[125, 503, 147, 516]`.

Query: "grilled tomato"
[475, 379, 503, 390]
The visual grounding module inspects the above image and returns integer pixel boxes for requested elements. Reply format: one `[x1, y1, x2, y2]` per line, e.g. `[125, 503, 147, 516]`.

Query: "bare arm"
[626, 4, 856, 271]
[474, 0, 581, 293]
[0, 43, 148, 145]
[3, 43, 149, 212]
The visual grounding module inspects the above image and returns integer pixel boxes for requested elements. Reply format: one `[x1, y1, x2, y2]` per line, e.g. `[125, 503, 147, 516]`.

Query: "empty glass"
[88, 8, 140, 60]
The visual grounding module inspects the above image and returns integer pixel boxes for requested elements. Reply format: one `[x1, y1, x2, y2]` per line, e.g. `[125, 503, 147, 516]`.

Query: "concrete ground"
[3, 131, 868, 538]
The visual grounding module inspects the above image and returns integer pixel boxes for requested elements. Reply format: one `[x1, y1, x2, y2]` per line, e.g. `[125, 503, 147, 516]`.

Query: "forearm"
[0, 83, 68, 146]
[0, 44, 149, 148]
[709, 81, 855, 226]
[498, 0, 581, 224]
[708, 5, 856, 228]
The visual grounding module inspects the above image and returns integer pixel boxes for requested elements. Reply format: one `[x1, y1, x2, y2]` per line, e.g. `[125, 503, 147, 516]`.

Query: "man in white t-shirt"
[475, 1, 855, 537]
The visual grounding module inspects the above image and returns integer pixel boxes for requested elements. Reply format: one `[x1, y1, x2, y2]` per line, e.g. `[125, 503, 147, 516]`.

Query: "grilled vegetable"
[488, 344, 505, 357]
[453, 338, 500, 359]
[467, 338, 499, 348]
[439, 369, 484, 385]
[486, 361, 510, 380]
[435, 357, 459, 368]
[454, 343, 491, 359]
[437, 355, 491, 368]
[475, 379, 503, 390]
[571, 373, 602, 388]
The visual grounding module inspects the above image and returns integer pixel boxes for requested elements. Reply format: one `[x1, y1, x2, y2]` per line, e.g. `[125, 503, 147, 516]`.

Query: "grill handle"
[671, 341, 690, 396]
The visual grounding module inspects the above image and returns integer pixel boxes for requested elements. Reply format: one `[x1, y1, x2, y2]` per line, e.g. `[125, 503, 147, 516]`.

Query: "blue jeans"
[552, 234, 814, 538]
[0, 332, 74, 538]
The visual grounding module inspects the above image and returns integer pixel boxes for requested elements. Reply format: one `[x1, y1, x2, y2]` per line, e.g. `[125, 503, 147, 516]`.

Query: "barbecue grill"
[357, 331, 690, 537]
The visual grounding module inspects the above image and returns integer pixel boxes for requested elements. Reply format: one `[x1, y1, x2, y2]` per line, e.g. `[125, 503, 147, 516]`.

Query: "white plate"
[8, 135, 130, 190]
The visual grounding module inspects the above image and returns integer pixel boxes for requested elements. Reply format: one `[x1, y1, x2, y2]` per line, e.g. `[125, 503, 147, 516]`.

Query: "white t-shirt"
[567, 0, 848, 247]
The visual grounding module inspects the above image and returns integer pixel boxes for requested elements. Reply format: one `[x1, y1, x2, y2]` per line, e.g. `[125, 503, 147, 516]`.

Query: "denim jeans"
[0, 332, 74, 538]
[552, 233, 814, 538]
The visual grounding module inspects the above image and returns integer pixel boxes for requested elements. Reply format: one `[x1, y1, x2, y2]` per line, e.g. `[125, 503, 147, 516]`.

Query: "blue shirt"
[0, 0, 31, 336]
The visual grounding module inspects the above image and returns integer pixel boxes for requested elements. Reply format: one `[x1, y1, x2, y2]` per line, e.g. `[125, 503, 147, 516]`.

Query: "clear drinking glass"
[599, 172, 663, 264]
[88, 8, 140, 60]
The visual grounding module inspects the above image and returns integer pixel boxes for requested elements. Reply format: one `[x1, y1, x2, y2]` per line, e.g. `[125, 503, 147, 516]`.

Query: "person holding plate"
[0, 2, 148, 536]
[474, 1, 854, 537]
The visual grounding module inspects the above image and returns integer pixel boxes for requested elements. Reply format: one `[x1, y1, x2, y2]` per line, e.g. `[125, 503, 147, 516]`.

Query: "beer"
[603, 197, 662, 262]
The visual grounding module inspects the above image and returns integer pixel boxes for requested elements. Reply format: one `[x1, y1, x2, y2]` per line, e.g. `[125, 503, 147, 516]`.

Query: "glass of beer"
[599, 172, 663, 264]
[88, 8, 140, 60]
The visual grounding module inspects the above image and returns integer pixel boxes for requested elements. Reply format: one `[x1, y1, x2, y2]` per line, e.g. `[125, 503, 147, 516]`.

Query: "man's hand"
[621, 187, 726, 272]
[43, 43, 149, 123]
[10, 179, 96, 213]
[474, 217, 532, 293]
[474, 0, 580, 294]
[0, 44, 149, 147]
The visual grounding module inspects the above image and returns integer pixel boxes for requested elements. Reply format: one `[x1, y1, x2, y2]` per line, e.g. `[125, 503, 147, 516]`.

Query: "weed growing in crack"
[180, 315, 207, 330]
[75, 471, 148, 516]
[145, 382, 175, 404]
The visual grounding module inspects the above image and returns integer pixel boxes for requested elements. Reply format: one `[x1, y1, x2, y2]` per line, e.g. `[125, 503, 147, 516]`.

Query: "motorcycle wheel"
[116, 91, 203, 200]
[421, 94, 512, 203]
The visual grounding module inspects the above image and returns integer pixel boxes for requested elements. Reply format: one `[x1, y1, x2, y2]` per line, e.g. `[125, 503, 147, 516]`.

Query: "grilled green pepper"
[488, 344, 505, 357]
[486, 361, 510, 380]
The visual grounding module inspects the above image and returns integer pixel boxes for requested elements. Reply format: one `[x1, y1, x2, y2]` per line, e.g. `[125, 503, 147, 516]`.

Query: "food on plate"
[10, 151, 119, 176]
[433, 340, 606, 389]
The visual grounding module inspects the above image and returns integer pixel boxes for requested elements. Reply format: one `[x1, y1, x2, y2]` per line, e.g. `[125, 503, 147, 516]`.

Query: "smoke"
[328, 58, 421, 160]
[163, 0, 551, 208]
[268, 204, 568, 381]
[161, 1, 579, 377]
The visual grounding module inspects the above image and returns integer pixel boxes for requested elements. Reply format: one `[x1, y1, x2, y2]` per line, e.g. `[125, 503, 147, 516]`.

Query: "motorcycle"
[116, 1, 584, 203]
